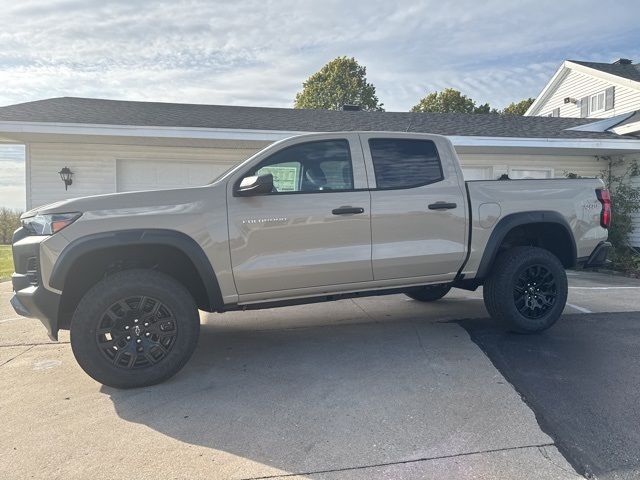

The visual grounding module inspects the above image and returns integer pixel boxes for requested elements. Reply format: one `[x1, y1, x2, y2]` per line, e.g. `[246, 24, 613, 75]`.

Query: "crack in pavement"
[537, 445, 584, 478]
[0, 341, 69, 348]
[0, 345, 35, 367]
[238, 442, 557, 480]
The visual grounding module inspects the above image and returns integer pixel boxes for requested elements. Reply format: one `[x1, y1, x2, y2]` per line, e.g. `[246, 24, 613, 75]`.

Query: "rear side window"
[369, 138, 444, 189]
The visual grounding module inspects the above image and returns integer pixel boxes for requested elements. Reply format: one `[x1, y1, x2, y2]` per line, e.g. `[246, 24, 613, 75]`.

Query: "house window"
[508, 167, 554, 179]
[590, 91, 606, 114]
[461, 166, 493, 180]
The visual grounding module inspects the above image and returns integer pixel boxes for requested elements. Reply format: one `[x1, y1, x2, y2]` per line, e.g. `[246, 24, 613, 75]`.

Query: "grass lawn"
[0, 245, 13, 282]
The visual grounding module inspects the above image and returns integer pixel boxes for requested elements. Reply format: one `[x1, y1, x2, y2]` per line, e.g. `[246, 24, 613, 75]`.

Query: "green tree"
[294, 56, 384, 111]
[501, 98, 535, 116]
[411, 88, 493, 114]
[0, 207, 22, 244]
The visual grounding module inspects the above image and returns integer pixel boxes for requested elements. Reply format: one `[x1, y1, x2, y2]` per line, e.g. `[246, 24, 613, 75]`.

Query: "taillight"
[596, 189, 611, 229]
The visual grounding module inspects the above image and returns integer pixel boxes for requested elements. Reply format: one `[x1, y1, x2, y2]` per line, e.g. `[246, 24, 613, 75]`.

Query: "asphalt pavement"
[461, 311, 640, 480]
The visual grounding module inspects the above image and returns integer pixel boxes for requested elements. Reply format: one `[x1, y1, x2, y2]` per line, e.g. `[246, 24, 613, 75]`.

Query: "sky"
[1, 0, 640, 210]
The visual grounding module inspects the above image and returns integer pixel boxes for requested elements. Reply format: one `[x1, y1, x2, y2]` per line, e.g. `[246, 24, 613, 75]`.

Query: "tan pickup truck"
[10, 132, 611, 388]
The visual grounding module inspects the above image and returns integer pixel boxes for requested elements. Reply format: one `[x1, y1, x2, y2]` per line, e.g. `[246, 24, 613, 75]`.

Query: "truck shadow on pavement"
[99, 311, 557, 478]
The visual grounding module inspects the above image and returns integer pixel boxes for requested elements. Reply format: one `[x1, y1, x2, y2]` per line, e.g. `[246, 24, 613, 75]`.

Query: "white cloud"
[0, 0, 638, 112]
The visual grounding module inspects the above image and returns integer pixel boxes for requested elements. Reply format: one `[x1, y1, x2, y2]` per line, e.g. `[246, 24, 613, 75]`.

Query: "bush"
[600, 159, 640, 254]
[0, 207, 22, 244]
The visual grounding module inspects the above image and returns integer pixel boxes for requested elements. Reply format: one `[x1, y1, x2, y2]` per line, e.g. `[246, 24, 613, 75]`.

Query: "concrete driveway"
[1, 270, 639, 480]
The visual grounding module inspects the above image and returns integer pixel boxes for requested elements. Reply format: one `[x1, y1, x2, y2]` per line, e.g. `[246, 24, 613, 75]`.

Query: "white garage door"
[116, 159, 233, 192]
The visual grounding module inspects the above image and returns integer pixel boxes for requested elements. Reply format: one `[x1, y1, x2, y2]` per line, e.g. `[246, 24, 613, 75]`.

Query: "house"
[525, 58, 640, 121]
[1, 96, 639, 214]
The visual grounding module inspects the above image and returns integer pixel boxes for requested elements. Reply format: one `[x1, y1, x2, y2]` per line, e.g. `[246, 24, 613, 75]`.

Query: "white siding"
[27, 142, 605, 213]
[28, 142, 262, 208]
[457, 153, 604, 179]
[537, 69, 640, 118]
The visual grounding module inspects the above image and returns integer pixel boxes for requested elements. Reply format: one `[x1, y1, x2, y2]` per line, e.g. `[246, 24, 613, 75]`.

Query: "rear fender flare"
[475, 211, 577, 279]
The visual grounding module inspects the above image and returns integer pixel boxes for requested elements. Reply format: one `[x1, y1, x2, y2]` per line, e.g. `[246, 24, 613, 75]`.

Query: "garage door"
[116, 159, 233, 192]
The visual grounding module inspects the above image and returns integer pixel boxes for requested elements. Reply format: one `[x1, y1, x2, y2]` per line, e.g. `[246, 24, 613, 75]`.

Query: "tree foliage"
[411, 89, 536, 116]
[502, 98, 535, 116]
[410, 88, 497, 114]
[600, 159, 640, 266]
[0, 207, 22, 244]
[294, 56, 384, 111]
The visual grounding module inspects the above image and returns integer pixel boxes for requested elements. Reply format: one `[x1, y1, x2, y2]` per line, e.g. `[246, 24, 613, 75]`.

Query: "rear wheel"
[405, 284, 451, 302]
[483, 246, 567, 333]
[70, 269, 200, 388]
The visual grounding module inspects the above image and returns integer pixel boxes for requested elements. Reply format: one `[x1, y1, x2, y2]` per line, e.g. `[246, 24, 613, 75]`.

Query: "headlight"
[22, 212, 82, 235]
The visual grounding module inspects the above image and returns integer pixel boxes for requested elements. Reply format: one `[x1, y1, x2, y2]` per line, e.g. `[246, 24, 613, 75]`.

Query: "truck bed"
[462, 178, 606, 276]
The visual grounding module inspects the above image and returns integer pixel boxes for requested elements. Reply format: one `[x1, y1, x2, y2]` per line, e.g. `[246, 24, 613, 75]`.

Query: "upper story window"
[369, 138, 443, 189]
[253, 139, 353, 193]
[590, 91, 606, 114]
[581, 87, 615, 117]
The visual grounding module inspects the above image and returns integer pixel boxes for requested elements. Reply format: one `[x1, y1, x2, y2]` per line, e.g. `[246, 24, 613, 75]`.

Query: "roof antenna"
[405, 115, 414, 132]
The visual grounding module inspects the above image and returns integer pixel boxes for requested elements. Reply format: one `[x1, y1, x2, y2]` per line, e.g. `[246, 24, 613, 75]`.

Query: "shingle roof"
[0, 96, 630, 140]
[570, 60, 640, 83]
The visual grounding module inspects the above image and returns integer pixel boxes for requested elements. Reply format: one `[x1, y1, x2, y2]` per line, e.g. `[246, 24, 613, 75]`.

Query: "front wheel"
[70, 269, 200, 388]
[483, 247, 567, 333]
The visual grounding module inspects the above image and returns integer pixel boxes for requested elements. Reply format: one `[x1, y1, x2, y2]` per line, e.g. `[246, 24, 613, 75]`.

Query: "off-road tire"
[483, 246, 567, 333]
[70, 269, 200, 388]
[405, 285, 452, 302]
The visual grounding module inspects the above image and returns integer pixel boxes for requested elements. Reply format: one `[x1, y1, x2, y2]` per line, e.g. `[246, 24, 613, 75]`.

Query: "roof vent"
[613, 58, 632, 65]
[341, 104, 361, 111]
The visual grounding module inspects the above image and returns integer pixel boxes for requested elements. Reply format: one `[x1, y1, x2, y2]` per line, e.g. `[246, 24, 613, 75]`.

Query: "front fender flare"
[49, 229, 223, 311]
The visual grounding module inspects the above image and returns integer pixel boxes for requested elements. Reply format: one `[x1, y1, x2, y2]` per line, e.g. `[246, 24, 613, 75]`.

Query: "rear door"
[227, 134, 373, 296]
[361, 133, 468, 281]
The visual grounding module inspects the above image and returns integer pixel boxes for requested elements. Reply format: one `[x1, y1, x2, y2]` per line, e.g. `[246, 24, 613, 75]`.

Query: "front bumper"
[10, 228, 62, 341]
[582, 241, 612, 268]
[11, 279, 61, 341]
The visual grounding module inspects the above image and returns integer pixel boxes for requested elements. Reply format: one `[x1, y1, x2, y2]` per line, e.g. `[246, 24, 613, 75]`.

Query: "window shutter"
[605, 86, 615, 111]
[580, 96, 589, 117]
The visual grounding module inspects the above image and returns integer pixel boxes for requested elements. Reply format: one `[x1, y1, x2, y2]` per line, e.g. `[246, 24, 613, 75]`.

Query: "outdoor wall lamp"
[58, 167, 74, 190]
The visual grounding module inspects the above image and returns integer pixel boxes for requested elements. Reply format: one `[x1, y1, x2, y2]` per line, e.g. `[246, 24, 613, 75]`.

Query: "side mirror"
[235, 173, 274, 196]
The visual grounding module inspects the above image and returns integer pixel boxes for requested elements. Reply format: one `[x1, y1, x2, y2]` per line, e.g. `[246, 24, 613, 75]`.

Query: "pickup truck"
[10, 132, 611, 388]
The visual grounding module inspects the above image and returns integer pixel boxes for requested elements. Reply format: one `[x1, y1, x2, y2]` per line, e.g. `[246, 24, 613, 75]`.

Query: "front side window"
[369, 139, 443, 189]
[252, 139, 353, 193]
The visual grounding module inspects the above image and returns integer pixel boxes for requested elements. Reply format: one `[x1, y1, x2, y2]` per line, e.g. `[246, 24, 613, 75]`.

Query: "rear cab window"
[368, 138, 444, 189]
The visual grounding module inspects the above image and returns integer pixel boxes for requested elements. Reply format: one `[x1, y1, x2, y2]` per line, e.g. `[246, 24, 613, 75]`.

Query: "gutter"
[1, 121, 640, 151]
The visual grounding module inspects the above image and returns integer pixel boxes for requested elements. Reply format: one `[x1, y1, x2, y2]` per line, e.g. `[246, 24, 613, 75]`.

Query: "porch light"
[58, 167, 74, 190]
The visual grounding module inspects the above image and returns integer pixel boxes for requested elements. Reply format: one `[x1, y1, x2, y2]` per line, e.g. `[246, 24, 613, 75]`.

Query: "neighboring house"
[526, 58, 640, 246]
[0, 96, 639, 214]
[525, 58, 640, 119]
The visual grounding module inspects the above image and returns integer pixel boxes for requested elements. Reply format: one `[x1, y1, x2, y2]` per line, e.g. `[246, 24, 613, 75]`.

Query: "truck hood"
[22, 186, 214, 218]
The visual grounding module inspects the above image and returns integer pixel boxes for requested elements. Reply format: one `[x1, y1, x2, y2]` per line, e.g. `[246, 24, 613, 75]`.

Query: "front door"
[227, 135, 373, 296]
[361, 133, 468, 281]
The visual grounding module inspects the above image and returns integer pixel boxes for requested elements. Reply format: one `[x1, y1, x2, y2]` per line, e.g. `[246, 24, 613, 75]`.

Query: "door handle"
[332, 206, 365, 215]
[428, 202, 457, 210]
